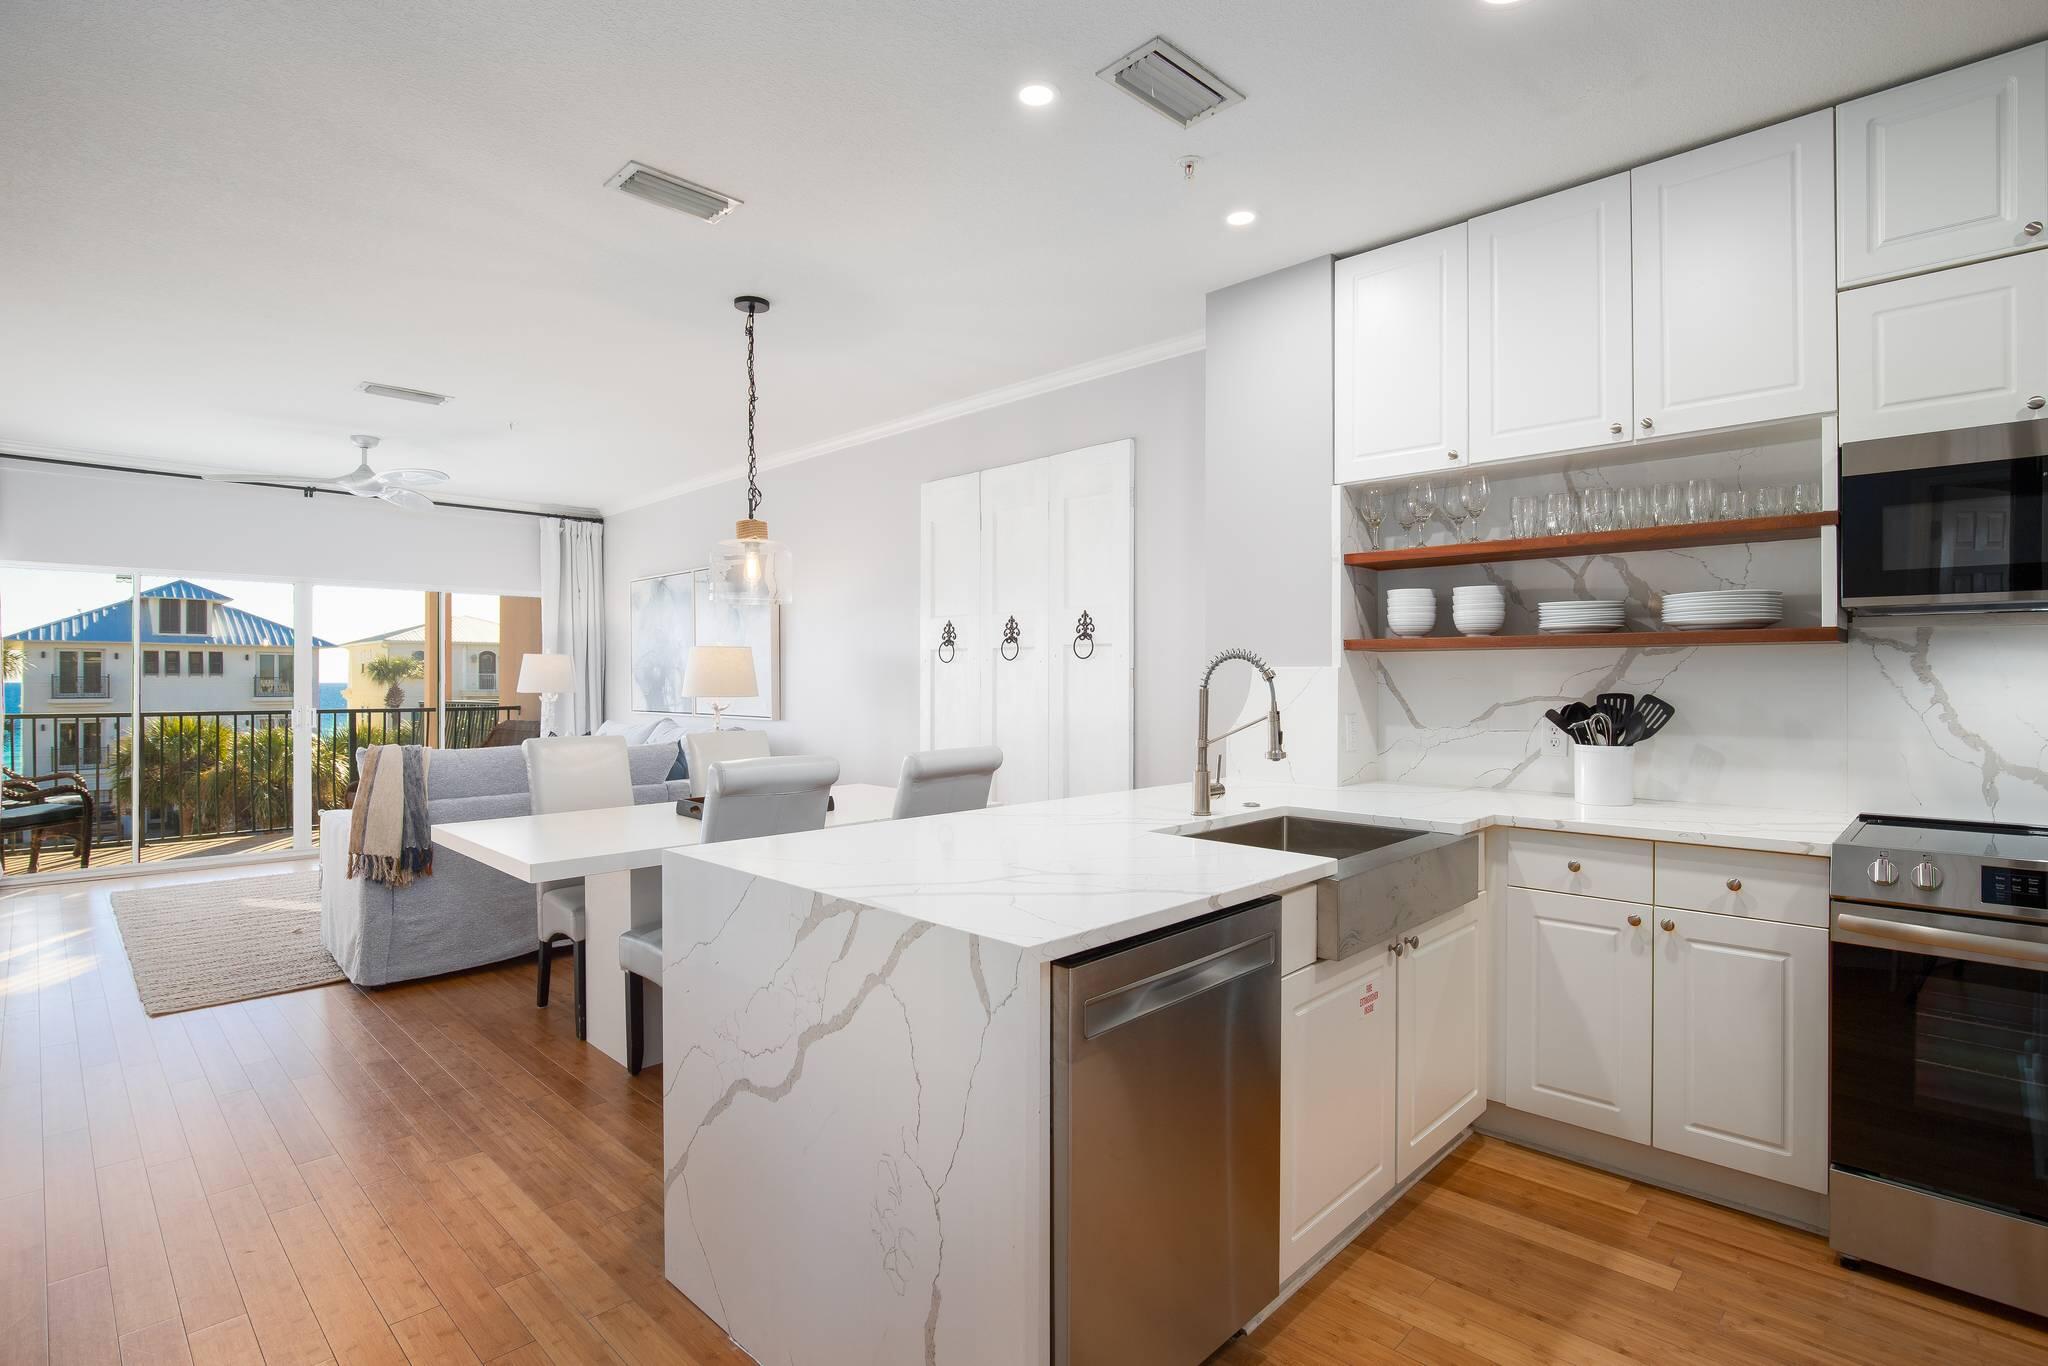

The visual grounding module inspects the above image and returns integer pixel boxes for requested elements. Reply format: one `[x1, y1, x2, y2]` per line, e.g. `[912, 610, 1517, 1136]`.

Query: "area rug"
[111, 869, 343, 1015]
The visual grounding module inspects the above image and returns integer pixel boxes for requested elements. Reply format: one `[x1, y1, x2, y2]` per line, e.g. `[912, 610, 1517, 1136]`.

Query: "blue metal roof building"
[4, 579, 333, 648]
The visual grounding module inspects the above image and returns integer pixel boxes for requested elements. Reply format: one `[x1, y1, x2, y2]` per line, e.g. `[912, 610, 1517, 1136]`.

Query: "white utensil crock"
[1571, 742, 1635, 806]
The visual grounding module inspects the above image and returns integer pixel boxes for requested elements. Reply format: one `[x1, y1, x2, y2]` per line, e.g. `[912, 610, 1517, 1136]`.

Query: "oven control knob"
[1911, 860, 1943, 891]
[1867, 855, 1899, 887]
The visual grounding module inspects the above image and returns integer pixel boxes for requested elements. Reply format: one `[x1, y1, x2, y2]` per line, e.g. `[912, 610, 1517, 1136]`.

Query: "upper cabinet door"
[1839, 250, 2048, 443]
[1632, 111, 1836, 439]
[1469, 175, 1634, 463]
[1334, 224, 1468, 484]
[1838, 41, 2048, 287]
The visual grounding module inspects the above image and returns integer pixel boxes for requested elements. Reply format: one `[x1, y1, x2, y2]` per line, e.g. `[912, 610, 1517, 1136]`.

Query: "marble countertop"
[668, 780, 1855, 960]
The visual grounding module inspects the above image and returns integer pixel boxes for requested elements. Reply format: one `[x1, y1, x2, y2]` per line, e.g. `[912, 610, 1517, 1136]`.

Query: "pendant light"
[710, 295, 793, 605]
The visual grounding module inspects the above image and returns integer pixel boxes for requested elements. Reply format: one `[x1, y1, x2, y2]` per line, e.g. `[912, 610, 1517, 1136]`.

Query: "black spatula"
[1624, 694, 1676, 745]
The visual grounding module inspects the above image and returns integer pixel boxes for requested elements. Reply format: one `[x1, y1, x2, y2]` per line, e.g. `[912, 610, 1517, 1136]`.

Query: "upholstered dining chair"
[891, 746, 1003, 820]
[618, 753, 840, 1074]
[522, 735, 632, 1040]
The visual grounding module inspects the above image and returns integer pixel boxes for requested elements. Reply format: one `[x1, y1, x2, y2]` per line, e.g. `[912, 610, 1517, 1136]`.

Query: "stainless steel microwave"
[1839, 418, 2048, 614]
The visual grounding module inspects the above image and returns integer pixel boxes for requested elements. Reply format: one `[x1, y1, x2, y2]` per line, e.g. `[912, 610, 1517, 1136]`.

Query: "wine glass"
[1441, 483, 1469, 543]
[1395, 491, 1421, 548]
[1409, 481, 1439, 544]
[1461, 475, 1491, 540]
[1359, 486, 1387, 550]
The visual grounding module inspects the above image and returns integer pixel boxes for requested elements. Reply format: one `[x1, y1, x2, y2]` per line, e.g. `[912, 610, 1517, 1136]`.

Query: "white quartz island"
[658, 781, 1852, 1365]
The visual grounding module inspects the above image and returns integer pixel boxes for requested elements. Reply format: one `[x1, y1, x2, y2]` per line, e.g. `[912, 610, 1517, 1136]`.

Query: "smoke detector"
[606, 161, 742, 222]
[1097, 38, 1244, 128]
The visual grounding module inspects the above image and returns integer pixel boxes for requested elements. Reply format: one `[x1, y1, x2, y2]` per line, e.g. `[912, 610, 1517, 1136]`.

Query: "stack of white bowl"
[1536, 599, 1625, 633]
[1385, 587, 1437, 637]
[1451, 585, 1506, 635]
[1661, 589, 1783, 630]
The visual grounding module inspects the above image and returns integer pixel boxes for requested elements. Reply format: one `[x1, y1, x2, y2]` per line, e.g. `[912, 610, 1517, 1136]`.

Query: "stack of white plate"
[1451, 585, 1506, 636]
[1385, 587, 1438, 638]
[1661, 589, 1783, 630]
[1537, 600, 1625, 633]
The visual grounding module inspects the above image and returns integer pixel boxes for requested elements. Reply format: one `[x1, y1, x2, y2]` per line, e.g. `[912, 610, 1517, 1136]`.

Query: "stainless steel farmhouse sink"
[1184, 814, 1480, 961]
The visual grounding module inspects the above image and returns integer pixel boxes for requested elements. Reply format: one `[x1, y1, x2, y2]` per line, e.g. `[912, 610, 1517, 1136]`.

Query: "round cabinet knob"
[1627, 914, 1643, 927]
[2028, 396, 2046, 410]
[1867, 855, 1899, 887]
[1911, 860, 1944, 891]
[1660, 919, 1676, 933]
[2026, 220, 2044, 236]
[1567, 860, 1583, 873]
[1391, 941, 1406, 958]
[1609, 422, 1624, 435]
[1726, 877, 1743, 892]
[1404, 935, 1420, 951]
[1446, 450, 1460, 461]
[1640, 418, 1655, 431]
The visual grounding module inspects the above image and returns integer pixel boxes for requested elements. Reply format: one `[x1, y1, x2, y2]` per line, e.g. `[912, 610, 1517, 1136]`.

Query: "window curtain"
[539, 518, 605, 736]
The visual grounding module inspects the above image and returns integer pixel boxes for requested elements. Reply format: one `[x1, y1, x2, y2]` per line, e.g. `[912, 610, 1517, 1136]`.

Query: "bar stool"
[890, 746, 1003, 819]
[523, 735, 631, 1040]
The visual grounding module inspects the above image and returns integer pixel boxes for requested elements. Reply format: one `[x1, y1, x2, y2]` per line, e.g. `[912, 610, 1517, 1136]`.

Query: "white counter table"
[658, 779, 1852, 1364]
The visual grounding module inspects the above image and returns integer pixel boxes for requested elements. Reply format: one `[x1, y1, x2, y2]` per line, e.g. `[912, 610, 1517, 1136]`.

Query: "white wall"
[0, 460, 544, 594]
[604, 352, 1204, 787]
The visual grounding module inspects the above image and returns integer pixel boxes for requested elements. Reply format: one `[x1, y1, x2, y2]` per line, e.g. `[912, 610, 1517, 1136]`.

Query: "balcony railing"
[253, 678, 293, 698]
[2, 703, 523, 867]
[49, 678, 111, 700]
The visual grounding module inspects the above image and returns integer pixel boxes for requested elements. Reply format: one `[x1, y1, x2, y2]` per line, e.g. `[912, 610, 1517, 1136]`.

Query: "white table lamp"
[517, 653, 576, 733]
[682, 645, 758, 729]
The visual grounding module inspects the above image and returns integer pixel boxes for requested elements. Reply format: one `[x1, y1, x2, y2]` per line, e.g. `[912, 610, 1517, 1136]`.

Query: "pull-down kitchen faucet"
[1194, 648, 1285, 816]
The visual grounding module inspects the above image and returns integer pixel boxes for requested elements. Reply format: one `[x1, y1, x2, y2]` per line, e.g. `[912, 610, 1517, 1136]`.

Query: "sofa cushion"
[427, 793, 532, 824]
[355, 741, 681, 804]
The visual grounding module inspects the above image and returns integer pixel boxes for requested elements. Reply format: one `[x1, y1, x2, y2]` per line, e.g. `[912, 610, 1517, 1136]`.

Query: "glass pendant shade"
[710, 518, 793, 605]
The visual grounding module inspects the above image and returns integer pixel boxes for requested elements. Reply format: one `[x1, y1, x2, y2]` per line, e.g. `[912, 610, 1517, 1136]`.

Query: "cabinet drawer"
[1503, 829, 1653, 904]
[1654, 845, 1828, 928]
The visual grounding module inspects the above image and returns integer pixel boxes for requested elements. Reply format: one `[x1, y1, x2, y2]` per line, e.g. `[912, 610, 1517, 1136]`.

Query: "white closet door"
[1048, 441, 1134, 797]
[919, 471, 985, 752]
[981, 459, 1051, 804]
[1469, 173, 1634, 462]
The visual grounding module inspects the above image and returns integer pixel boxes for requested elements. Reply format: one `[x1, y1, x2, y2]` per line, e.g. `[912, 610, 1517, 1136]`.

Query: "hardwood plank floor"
[6, 861, 2048, 1365]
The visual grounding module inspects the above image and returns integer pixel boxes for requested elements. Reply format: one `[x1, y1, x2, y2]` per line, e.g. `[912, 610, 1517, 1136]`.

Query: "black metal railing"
[1, 703, 523, 864]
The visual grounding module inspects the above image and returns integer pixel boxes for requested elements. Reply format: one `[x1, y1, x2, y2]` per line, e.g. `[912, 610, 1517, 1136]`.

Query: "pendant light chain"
[745, 308, 761, 520]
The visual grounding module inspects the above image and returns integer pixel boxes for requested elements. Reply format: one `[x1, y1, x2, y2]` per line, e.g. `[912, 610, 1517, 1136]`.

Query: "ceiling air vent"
[1097, 37, 1243, 128]
[606, 161, 741, 222]
[357, 381, 450, 406]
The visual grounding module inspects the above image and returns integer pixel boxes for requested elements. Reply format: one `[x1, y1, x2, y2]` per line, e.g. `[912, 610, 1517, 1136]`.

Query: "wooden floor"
[5, 865, 2047, 1366]
[3, 829, 301, 877]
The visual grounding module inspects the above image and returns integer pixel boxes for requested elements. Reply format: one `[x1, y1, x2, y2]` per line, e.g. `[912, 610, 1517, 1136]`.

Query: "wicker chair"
[1, 768, 95, 874]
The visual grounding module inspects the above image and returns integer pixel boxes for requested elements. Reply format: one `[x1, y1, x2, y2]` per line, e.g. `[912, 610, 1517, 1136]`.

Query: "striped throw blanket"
[347, 745, 433, 885]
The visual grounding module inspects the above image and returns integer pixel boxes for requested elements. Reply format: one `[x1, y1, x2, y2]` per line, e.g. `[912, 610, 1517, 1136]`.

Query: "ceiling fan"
[206, 434, 449, 510]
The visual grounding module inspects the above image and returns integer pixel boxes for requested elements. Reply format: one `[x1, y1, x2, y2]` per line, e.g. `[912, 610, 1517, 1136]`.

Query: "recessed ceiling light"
[1481, 0, 1525, 6]
[1225, 209, 1257, 228]
[1018, 83, 1059, 107]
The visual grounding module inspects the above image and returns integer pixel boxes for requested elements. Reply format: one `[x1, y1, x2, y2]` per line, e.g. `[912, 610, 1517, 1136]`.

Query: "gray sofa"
[319, 741, 689, 986]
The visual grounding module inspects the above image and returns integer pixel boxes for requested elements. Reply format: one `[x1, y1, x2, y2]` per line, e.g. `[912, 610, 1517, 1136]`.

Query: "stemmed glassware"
[1359, 486, 1387, 550]
[1441, 483, 1469, 543]
[1461, 475, 1490, 541]
[1408, 480, 1439, 545]
[1395, 490, 1422, 548]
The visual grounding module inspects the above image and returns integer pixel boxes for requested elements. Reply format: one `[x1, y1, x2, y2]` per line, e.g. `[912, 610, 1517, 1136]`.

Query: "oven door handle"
[1834, 910, 2048, 971]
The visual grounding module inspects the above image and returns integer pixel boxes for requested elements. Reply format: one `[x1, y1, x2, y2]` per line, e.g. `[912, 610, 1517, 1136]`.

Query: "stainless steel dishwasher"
[1052, 898, 1280, 1366]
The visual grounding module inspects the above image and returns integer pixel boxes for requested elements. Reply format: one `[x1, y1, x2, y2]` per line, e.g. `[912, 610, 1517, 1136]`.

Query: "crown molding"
[603, 329, 1205, 516]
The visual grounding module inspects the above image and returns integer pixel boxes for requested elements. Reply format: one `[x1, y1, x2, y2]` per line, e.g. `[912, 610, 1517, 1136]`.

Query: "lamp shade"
[516, 653, 576, 695]
[682, 645, 758, 700]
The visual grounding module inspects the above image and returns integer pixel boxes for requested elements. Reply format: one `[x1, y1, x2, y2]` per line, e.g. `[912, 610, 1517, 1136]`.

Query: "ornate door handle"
[1000, 615, 1021, 661]
[937, 620, 957, 664]
[1072, 610, 1095, 659]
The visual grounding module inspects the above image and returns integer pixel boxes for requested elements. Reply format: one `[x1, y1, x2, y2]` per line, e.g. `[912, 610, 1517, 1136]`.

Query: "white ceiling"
[3, 2, 2043, 515]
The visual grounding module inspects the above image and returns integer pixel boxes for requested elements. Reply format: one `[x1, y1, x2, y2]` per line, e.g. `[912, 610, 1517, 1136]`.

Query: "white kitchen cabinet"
[1499, 886, 1652, 1145]
[1838, 41, 2048, 286]
[1469, 175, 1634, 463]
[1395, 898, 1487, 1183]
[918, 471, 984, 754]
[1333, 224, 1468, 484]
[1651, 908, 1828, 1193]
[1632, 111, 1836, 438]
[1279, 948, 1396, 1282]
[1839, 250, 2048, 442]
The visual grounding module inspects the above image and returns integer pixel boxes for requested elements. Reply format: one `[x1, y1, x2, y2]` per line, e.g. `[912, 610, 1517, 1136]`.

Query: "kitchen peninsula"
[658, 780, 1850, 1365]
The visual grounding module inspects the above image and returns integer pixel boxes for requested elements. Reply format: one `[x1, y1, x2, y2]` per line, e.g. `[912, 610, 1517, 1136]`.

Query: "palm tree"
[2, 644, 21, 680]
[362, 653, 423, 709]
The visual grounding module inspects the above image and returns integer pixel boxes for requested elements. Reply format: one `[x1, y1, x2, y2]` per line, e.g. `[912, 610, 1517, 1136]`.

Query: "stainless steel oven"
[1838, 418, 2048, 614]
[1829, 815, 2048, 1316]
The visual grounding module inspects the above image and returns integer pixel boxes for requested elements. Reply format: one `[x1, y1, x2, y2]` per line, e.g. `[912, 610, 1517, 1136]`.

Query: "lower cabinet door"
[1396, 898, 1487, 1183]
[1280, 949, 1397, 1282]
[1651, 908, 1829, 1192]
[1500, 887, 1653, 1144]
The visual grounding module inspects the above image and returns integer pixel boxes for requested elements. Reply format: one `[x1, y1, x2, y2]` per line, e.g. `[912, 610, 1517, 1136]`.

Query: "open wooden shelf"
[1344, 627, 1847, 652]
[1342, 511, 1835, 571]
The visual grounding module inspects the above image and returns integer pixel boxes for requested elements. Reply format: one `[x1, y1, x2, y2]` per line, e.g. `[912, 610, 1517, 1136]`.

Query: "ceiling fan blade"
[373, 466, 450, 489]
[377, 486, 435, 512]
